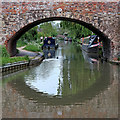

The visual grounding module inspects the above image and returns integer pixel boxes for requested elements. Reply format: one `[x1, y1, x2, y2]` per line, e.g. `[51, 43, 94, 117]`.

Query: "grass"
[0, 45, 30, 66]
[17, 40, 43, 52]
[24, 42, 43, 52]
[0, 40, 44, 66]
[17, 40, 27, 47]
[1, 55, 30, 66]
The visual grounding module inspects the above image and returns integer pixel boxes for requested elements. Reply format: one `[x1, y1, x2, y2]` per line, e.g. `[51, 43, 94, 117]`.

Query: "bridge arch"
[7, 17, 110, 58]
[2, 1, 119, 60]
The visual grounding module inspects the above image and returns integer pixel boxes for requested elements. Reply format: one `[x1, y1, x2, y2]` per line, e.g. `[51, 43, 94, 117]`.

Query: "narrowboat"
[82, 35, 99, 53]
[42, 37, 58, 50]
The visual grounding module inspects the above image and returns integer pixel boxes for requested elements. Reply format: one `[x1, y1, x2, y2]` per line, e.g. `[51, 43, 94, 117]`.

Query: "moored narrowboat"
[82, 35, 100, 53]
[42, 37, 58, 50]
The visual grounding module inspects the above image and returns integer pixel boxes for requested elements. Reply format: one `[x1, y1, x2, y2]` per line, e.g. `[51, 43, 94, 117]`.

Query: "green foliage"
[18, 26, 38, 42]
[23, 42, 43, 52]
[2, 56, 30, 66]
[0, 58, 1, 66]
[39, 22, 58, 37]
[60, 21, 92, 40]
[0, 45, 30, 66]
[0, 45, 10, 57]
[17, 22, 58, 48]
[18, 22, 58, 43]
[17, 40, 27, 47]
[16, 48, 19, 53]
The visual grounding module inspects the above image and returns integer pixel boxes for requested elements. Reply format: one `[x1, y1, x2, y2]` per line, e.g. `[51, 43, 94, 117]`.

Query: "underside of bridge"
[7, 17, 110, 59]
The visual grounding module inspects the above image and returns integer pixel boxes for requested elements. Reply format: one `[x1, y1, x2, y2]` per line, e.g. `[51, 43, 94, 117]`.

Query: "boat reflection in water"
[43, 48, 55, 59]
[82, 50, 100, 71]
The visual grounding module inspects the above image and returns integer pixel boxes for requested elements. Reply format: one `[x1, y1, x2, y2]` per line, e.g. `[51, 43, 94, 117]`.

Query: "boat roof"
[45, 37, 55, 40]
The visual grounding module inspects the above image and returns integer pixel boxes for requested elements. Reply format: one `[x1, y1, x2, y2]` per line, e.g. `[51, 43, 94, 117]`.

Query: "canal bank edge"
[0, 55, 45, 75]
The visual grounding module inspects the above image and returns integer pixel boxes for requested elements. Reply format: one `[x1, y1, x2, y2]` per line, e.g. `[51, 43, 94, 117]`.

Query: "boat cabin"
[44, 37, 55, 46]
[42, 37, 58, 49]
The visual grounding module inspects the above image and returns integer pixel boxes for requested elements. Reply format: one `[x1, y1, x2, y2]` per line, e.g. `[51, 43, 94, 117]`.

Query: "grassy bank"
[23, 42, 43, 52]
[17, 40, 27, 47]
[1, 56, 29, 66]
[0, 45, 30, 66]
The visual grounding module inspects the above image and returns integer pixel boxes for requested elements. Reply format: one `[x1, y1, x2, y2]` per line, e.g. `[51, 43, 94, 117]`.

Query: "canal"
[2, 40, 119, 118]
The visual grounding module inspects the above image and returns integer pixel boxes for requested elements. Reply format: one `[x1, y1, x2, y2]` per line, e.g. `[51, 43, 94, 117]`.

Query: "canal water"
[2, 40, 119, 118]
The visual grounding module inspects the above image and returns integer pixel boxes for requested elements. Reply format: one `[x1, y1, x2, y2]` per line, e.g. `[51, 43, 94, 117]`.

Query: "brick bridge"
[1, 0, 120, 60]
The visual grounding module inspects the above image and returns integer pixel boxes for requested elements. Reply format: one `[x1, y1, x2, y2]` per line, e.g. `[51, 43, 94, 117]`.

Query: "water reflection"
[26, 41, 102, 97]
[3, 41, 112, 104]
[25, 59, 63, 96]
[2, 40, 118, 118]
[82, 50, 100, 71]
[43, 49, 55, 59]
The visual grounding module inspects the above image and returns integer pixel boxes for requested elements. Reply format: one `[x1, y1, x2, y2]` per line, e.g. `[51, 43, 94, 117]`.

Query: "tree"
[38, 22, 58, 37]
[19, 26, 38, 42]
[60, 21, 92, 40]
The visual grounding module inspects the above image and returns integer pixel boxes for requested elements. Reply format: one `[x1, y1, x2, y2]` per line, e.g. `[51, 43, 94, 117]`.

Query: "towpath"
[16, 46, 43, 57]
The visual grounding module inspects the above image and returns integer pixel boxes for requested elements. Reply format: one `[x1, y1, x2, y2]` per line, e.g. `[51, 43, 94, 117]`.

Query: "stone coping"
[0, 56, 44, 74]
[0, 61, 29, 68]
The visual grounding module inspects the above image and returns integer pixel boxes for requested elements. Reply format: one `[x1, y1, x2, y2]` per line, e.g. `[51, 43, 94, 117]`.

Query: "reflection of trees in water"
[57, 78, 62, 95]
[3, 59, 111, 105]
[58, 43, 100, 96]
[2, 41, 113, 105]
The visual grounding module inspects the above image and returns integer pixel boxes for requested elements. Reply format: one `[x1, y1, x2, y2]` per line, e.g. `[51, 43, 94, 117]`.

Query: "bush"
[0, 45, 10, 57]
[24, 55, 29, 61]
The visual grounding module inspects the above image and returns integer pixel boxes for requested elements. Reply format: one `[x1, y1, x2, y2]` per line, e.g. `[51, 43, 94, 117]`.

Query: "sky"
[54, 21, 61, 24]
